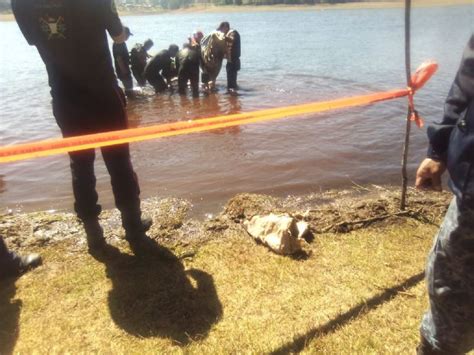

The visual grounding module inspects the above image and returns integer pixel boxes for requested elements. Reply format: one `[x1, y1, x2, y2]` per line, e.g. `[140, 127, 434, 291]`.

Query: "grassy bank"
[1, 186, 464, 353]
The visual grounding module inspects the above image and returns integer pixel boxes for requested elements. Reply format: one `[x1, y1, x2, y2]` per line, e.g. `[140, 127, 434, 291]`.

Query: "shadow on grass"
[0, 278, 20, 355]
[271, 272, 425, 354]
[92, 244, 222, 346]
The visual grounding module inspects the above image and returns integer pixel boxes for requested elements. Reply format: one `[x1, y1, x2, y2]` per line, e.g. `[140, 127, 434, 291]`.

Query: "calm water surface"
[1, 6, 473, 216]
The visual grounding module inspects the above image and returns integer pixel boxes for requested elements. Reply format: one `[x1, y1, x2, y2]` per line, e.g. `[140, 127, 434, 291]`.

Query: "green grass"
[1, 218, 446, 354]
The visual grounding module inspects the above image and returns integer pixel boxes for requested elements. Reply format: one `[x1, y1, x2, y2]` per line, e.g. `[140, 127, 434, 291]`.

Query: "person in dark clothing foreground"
[12, 0, 153, 255]
[0, 236, 41, 279]
[112, 26, 134, 96]
[176, 44, 200, 97]
[415, 34, 474, 355]
[130, 38, 154, 87]
[144, 44, 179, 93]
[217, 21, 241, 92]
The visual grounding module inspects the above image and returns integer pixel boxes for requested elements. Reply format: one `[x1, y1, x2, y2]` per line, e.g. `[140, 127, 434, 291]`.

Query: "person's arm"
[416, 34, 474, 191]
[102, 0, 125, 43]
[11, 0, 37, 45]
[427, 35, 474, 162]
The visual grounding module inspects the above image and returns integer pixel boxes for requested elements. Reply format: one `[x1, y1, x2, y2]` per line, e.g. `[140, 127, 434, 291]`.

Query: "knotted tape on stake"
[407, 60, 438, 128]
[0, 61, 438, 164]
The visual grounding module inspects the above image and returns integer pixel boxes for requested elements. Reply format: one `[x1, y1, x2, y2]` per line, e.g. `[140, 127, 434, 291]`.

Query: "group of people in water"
[113, 21, 241, 98]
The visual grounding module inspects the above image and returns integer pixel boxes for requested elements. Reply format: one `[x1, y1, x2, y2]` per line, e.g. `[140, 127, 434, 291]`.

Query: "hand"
[415, 158, 446, 191]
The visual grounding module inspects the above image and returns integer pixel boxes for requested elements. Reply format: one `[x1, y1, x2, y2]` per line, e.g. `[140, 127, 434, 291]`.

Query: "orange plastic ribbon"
[407, 60, 438, 128]
[0, 62, 438, 164]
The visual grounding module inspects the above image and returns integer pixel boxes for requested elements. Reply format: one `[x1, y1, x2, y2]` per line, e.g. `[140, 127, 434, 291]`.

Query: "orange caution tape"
[0, 62, 438, 164]
[406, 60, 438, 128]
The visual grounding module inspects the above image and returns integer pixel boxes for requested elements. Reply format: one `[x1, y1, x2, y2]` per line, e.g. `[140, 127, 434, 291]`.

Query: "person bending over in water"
[144, 44, 179, 93]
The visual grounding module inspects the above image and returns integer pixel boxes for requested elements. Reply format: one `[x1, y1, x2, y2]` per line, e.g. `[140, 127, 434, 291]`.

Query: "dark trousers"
[146, 72, 167, 93]
[132, 65, 146, 87]
[178, 63, 199, 97]
[226, 60, 240, 90]
[118, 73, 134, 93]
[0, 237, 19, 278]
[52, 86, 141, 222]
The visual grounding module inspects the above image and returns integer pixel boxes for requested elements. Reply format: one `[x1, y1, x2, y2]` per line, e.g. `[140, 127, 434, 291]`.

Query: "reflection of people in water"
[204, 94, 242, 135]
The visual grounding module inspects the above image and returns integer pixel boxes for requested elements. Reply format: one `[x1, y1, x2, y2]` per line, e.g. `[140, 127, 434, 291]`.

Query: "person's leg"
[178, 68, 188, 95]
[147, 72, 167, 93]
[68, 149, 101, 220]
[226, 62, 237, 90]
[190, 66, 200, 98]
[98, 88, 153, 254]
[68, 149, 106, 250]
[132, 65, 147, 87]
[120, 73, 134, 96]
[419, 199, 474, 354]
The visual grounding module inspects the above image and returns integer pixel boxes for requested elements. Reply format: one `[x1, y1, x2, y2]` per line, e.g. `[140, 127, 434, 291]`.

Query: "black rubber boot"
[122, 211, 154, 256]
[0, 253, 42, 280]
[82, 219, 107, 252]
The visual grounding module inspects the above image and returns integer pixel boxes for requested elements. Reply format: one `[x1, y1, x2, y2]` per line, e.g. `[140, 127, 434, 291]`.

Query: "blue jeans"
[420, 198, 474, 353]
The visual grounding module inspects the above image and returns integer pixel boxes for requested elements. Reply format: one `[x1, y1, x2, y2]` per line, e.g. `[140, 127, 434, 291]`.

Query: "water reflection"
[127, 87, 243, 129]
[2, 7, 473, 214]
[0, 175, 6, 194]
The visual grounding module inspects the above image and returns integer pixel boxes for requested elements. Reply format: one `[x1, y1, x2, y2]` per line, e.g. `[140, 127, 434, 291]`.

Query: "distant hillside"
[121, 0, 395, 10]
[0, 0, 398, 12]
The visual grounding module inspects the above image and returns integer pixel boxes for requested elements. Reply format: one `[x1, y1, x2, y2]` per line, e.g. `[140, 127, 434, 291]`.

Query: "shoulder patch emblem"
[39, 15, 67, 40]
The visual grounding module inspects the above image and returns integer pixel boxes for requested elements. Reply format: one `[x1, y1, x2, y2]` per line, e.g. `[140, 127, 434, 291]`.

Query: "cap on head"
[124, 26, 133, 37]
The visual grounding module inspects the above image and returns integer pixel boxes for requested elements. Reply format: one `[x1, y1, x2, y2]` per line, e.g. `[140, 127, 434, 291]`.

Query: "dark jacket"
[427, 34, 474, 207]
[144, 49, 174, 80]
[227, 29, 240, 63]
[12, 0, 122, 95]
[176, 46, 200, 72]
[130, 43, 148, 73]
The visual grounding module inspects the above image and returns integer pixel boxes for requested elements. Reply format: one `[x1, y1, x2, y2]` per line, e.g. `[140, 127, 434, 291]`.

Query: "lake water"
[0, 5, 473, 217]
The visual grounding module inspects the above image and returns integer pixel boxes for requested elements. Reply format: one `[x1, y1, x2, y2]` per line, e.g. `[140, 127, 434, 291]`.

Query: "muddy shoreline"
[1, 186, 451, 255]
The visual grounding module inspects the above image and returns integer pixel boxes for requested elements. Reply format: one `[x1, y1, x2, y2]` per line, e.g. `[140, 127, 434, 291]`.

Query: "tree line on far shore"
[153, 0, 375, 10]
[0, 0, 392, 13]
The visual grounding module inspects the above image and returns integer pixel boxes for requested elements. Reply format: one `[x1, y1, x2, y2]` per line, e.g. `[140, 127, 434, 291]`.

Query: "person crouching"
[144, 44, 179, 93]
